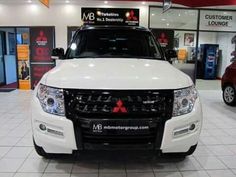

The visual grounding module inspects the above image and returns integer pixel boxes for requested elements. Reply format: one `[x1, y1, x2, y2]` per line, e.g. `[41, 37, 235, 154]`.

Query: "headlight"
[37, 84, 65, 116]
[173, 86, 198, 117]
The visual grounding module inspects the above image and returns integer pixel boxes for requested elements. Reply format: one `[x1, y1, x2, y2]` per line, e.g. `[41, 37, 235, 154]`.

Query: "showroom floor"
[0, 81, 236, 177]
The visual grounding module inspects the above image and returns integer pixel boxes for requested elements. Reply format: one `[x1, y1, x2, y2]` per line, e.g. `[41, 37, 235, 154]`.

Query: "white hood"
[43, 58, 193, 90]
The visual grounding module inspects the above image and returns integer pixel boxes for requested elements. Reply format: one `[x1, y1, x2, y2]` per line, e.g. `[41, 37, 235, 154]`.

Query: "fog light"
[189, 124, 195, 131]
[39, 124, 46, 131]
[173, 121, 199, 138]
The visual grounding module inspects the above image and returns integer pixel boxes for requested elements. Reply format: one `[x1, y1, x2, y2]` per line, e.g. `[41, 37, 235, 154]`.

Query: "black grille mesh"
[64, 89, 174, 119]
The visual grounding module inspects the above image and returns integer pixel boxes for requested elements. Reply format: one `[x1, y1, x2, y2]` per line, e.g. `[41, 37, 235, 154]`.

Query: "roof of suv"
[79, 25, 150, 32]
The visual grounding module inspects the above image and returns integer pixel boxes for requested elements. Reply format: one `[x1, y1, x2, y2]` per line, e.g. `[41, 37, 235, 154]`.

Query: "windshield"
[66, 29, 163, 60]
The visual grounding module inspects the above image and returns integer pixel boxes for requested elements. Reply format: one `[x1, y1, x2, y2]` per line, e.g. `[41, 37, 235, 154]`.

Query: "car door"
[231, 61, 236, 86]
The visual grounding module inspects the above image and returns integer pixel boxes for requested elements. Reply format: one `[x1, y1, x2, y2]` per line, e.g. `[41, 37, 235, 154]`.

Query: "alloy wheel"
[224, 86, 235, 103]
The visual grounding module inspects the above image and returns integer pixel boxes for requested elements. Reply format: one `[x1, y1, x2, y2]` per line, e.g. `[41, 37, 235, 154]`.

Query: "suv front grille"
[64, 89, 174, 148]
[64, 89, 174, 119]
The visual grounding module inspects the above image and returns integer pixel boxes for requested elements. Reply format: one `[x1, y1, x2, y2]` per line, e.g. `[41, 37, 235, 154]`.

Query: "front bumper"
[31, 96, 202, 154]
[31, 96, 77, 154]
[161, 97, 202, 153]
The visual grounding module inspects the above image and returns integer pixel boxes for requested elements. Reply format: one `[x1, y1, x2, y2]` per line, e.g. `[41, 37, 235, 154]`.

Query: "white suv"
[31, 26, 202, 158]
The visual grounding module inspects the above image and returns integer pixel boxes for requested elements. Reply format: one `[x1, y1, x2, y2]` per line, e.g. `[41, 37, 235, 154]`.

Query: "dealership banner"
[31, 64, 54, 89]
[200, 10, 236, 32]
[81, 8, 139, 26]
[17, 44, 31, 90]
[17, 45, 29, 61]
[30, 27, 54, 63]
[30, 27, 55, 89]
[151, 29, 174, 50]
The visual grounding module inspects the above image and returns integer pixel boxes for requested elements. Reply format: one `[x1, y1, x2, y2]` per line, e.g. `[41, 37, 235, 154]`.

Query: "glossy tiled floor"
[0, 86, 236, 177]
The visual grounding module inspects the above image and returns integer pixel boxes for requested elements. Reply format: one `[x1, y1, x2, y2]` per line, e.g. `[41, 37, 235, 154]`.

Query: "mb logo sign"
[81, 8, 139, 26]
[82, 12, 95, 21]
[93, 124, 103, 133]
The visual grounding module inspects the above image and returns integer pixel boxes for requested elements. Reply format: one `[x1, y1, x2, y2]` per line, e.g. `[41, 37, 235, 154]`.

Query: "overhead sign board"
[200, 10, 236, 31]
[81, 8, 139, 26]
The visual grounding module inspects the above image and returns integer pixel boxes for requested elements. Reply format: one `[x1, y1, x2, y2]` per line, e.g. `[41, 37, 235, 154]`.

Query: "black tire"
[161, 144, 197, 158]
[223, 85, 236, 106]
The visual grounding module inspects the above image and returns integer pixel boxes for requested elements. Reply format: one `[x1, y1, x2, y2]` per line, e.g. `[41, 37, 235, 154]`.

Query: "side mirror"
[51, 48, 65, 60]
[165, 49, 177, 61]
[231, 51, 236, 62]
[230, 57, 236, 62]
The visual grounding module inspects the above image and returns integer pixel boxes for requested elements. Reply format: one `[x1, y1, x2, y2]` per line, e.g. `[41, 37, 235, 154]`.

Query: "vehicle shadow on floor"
[49, 150, 185, 163]
[47, 150, 186, 174]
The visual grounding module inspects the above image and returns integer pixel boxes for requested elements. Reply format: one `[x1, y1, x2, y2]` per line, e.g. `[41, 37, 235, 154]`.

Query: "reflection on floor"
[0, 89, 16, 92]
[0, 82, 17, 89]
[196, 79, 221, 90]
[0, 88, 236, 177]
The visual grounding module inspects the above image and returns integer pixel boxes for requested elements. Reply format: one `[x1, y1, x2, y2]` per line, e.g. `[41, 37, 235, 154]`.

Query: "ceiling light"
[161, 18, 166, 21]
[142, 1, 146, 4]
[27, 0, 32, 3]
[65, 0, 70, 3]
[166, 23, 170, 26]
[104, 1, 108, 4]
[151, 13, 155, 16]
[178, 14, 181, 17]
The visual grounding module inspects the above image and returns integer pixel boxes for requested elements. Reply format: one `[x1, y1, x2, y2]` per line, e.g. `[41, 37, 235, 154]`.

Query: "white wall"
[216, 33, 236, 77]
[0, 3, 148, 49]
[175, 31, 219, 49]
[175, 31, 197, 49]
[199, 32, 217, 45]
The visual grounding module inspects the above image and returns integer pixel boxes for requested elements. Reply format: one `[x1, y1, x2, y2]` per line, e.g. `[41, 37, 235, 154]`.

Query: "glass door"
[0, 31, 6, 85]
[149, 7, 199, 83]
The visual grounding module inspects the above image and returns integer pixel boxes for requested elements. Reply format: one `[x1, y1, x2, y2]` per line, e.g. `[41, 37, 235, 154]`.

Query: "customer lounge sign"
[200, 10, 236, 31]
[81, 8, 139, 26]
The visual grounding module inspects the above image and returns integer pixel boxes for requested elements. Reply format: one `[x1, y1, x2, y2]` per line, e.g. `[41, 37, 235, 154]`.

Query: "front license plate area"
[90, 120, 150, 135]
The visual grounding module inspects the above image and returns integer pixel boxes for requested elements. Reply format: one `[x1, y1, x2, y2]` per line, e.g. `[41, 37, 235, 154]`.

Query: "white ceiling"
[0, 0, 235, 9]
[0, 0, 156, 6]
[0, 0, 143, 4]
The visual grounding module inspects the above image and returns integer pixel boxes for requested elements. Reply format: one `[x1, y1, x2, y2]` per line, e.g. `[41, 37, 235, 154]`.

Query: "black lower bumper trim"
[73, 118, 165, 151]
[83, 143, 155, 150]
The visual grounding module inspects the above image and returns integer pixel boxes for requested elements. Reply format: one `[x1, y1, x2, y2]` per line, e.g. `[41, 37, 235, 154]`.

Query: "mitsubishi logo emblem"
[113, 99, 127, 113]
